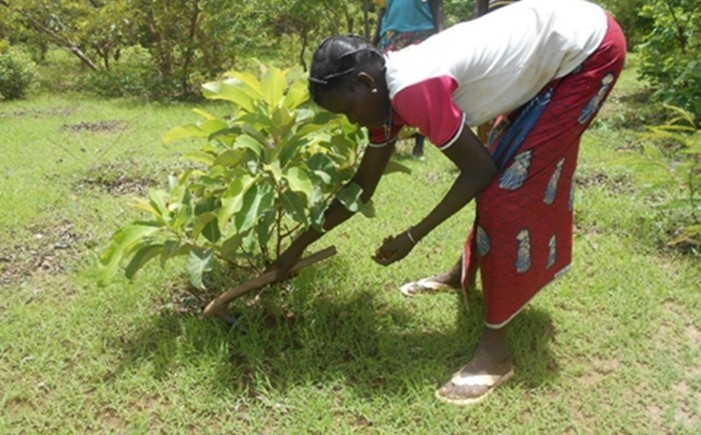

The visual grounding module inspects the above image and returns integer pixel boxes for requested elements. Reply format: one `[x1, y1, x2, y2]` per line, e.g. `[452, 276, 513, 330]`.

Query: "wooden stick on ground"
[203, 246, 337, 321]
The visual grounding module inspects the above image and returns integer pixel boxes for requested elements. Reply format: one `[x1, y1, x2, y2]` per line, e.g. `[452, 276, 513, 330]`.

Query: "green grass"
[1, 60, 700, 433]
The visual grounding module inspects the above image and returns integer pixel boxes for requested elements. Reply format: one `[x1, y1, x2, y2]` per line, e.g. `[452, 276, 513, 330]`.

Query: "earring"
[371, 88, 378, 94]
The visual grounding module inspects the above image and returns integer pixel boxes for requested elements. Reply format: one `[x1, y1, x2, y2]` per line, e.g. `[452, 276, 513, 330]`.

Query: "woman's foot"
[436, 328, 513, 406]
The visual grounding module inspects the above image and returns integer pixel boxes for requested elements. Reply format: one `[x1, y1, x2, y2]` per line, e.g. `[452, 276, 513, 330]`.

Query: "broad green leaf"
[284, 167, 313, 199]
[213, 149, 246, 168]
[184, 150, 216, 166]
[311, 111, 339, 125]
[295, 122, 328, 137]
[191, 211, 219, 241]
[170, 203, 191, 230]
[241, 230, 257, 254]
[125, 244, 164, 279]
[239, 121, 271, 145]
[283, 76, 309, 110]
[163, 123, 209, 144]
[337, 183, 364, 213]
[202, 81, 254, 112]
[281, 190, 307, 224]
[98, 222, 162, 286]
[161, 241, 191, 266]
[192, 108, 218, 120]
[277, 136, 307, 167]
[234, 134, 265, 158]
[261, 67, 286, 109]
[224, 71, 264, 98]
[149, 190, 169, 222]
[256, 209, 277, 254]
[132, 198, 162, 219]
[220, 232, 247, 259]
[310, 202, 326, 231]
[198, 119, 230, 136]
[271, 105, 295, 139]
[219, 175, 256, 225]
[206, 126, 242, 145]
[307, 153, 338, 184]
[188, 248, 213, 290]
[264, 160, 283, 182]
[234, 182, 275, 233]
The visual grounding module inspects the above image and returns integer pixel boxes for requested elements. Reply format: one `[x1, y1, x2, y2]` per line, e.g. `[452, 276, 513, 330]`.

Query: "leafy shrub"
[0, 44, 38, 100]
[637, 0, 701, 119]
[610, 105, 701, 254]
[83, 46, 157, 98]
[98, 65, 396, 289]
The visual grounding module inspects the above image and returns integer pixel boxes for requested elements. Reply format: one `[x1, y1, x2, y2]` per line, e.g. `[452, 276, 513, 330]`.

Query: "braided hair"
[308, 35, 385, 104]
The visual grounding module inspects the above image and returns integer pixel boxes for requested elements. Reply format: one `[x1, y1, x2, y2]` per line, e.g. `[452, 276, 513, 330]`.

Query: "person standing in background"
[372, 0, 444, 159]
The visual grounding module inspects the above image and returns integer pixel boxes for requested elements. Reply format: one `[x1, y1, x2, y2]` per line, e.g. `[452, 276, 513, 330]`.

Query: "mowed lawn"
[1, 60, 699, 433]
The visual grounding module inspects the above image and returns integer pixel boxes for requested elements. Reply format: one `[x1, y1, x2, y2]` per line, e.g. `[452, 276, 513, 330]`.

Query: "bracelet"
[406, 227, 417, 244]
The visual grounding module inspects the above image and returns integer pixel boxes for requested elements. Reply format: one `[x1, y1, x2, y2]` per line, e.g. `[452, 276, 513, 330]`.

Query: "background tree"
[637, 0, 701, 118]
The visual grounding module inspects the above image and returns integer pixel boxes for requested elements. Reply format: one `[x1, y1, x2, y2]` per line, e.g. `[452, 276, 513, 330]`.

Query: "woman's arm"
[412, 126, 495, 240]
[274, 141, 396, 278]
[373, 126, 496, 265]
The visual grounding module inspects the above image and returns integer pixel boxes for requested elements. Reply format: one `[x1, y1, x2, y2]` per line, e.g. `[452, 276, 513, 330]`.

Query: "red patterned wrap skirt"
[462, 14, 627, 328]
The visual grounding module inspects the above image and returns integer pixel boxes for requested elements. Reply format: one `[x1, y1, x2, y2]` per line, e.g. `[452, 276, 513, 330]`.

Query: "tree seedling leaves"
[184, 150, 216, 166]
[281, 190, 307, 224]
[188, 248, 213, 290]
[201, 80, 255, 112]
[256, 209, 276, 251]
[307, 153, 338, 184]
[264, 160, 283, 183]
[98, 222, 162, 286]
[337, 183, 363, 213]
[223, 71, 264, 98]
[163, 123, 209, 144]
[261, 67, 286, 109]
[283, 76, 309, 110]
[192, 211, 219, 241]
[213, 149, 246, 168]
[220, 232, 247, 259]
[125, 244, 164, 280]
[219, 175, 256, 225]
[234, 183, 275, 234]
[284, 166, 313, 199]
[234, 134, 265, 158]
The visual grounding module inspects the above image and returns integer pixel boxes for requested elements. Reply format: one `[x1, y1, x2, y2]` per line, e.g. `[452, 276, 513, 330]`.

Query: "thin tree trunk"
[0, 1, 99, 70]
[181, 0, 201, 95]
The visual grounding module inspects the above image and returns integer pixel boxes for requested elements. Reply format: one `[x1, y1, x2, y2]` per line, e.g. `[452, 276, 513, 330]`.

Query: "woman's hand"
[372, 230, 416, 265]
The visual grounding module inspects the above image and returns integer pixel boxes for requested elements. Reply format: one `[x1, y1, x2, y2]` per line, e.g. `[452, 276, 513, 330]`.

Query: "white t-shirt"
[369, 0, 608, 148]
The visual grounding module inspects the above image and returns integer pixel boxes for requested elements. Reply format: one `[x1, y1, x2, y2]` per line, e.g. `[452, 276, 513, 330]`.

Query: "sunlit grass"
[1, 58, 699, 433]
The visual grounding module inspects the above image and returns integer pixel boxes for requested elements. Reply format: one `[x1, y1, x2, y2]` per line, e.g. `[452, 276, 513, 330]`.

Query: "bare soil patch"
[0, 221, 91, 286]
[0, 106, 76, 119]
[575, 169, 635, 194]
[76, 161, 158, 196]
[61, 120, 129, 134]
